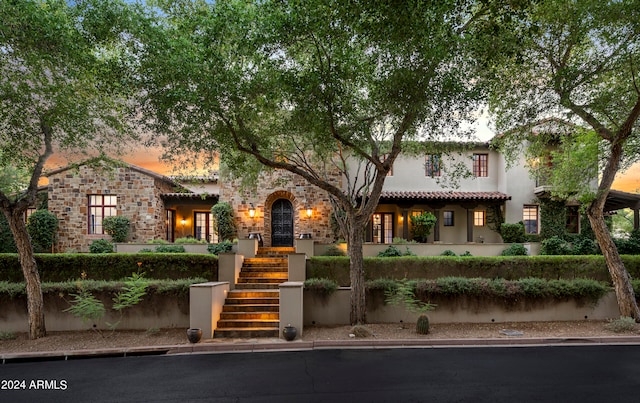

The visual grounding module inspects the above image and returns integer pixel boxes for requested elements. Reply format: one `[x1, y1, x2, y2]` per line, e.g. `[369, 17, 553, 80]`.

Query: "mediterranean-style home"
[36, 135, 640, 253]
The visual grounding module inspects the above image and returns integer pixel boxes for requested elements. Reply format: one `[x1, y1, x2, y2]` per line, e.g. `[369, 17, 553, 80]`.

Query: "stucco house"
[36, 131, 640, 252]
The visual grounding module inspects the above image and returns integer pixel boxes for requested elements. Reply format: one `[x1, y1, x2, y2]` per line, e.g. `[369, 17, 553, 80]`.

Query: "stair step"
[222, 304, 280, 312]
[220, 312, 280, 320]
[238, 277, 287, 283]
[235, 283, 281, 290]
[213, 328, 279, 338]
[228, 290, 279, 297]
[217, 319, 280, 328]
[240, 271, 289, 279]
[225, 296, 279, 303]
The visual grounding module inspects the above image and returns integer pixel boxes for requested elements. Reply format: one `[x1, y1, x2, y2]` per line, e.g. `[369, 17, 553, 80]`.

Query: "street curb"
[4, 336, 640, 363]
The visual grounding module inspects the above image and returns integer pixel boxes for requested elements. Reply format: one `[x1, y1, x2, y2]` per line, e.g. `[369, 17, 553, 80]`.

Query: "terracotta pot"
[187, 328, 203, 343]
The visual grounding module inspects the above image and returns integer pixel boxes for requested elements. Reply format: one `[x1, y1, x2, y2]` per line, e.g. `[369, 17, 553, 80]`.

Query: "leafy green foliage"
[63, 289, 106, 325]
[501, 244, 528, 256]
[377, 245, 415, 257]
[0, 331, 16, 340]
[211, 202, 236, 241]
[410, 212, 437, 243]
[385, 278, 435, 314]
[321, 245, 346, 256]
[0, 214, 17, 253]
[616, 229, 640, 255]
[440, 250, 457, 256]
[26, 209, 58, 253]
[304, 278, 339, 296]
[174, 237, 207, 244]
[308, 255, 640, 287]
[0, 254, 218, 282]
[89, 239, 114, 254]
[540, 236, 572, 256]
[501, 223, 526, 243]
[207, 240, 233, 255]
[605, 316, 637, 333]
[154, 245, 186, 253]
[102, 216, 130, 243]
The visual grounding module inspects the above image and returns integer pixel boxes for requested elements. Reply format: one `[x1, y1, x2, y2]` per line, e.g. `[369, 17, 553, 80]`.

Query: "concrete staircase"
[214, 247, 294, 338]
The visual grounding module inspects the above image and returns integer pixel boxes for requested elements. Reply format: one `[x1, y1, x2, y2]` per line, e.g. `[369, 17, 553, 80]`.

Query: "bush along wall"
[307, 255, 640, 286]
[0, 253, 218, 282]
[363, 277, 610, 306]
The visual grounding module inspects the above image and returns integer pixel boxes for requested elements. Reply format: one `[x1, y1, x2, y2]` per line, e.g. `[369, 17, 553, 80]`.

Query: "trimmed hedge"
[307, 255, 640, 286]
[363, 277, 610, 304]
[0, 278, 208, 300]
[0, 253, 218, 282]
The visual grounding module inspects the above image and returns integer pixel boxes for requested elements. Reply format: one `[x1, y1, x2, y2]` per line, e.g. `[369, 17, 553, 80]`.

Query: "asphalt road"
[1, 345, 639, 402]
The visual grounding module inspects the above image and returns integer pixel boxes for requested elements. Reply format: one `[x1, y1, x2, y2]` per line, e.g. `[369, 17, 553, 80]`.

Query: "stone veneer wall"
[48, 166, 175, 252]
[220, 169, 340, 246]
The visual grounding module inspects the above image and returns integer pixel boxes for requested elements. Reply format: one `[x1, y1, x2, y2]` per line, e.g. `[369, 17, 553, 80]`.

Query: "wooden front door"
[271, 199, 294, 247]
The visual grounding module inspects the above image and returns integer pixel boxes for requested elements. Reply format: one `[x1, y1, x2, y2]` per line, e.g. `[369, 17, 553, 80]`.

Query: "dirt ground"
[2, 320, 638, 355]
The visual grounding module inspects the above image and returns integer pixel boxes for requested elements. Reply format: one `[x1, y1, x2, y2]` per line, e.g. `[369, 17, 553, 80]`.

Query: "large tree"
[484, 0, 640, 319]
[0, 0, 141, 338]
[138, 0, 484, 324]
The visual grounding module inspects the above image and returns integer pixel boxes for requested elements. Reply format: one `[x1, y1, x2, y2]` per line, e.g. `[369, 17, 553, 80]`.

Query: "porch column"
[402, 209, 409, 239]
[433, 209, 440, 242]
[635, 209, 639, 230]
[466, 208, 474, 243]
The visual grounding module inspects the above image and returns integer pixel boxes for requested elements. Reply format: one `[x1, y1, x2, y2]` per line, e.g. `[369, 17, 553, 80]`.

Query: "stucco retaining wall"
[1, 289, 620, 333]
[304, 288, 620, 326]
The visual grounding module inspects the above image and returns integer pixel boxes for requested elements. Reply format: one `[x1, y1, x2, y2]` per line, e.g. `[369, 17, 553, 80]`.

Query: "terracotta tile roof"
[161, 193, 218, 200]
[379, 191, 511, 201]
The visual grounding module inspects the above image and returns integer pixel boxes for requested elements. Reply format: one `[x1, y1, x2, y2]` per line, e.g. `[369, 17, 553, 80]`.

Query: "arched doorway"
[271, 199, 294, 247]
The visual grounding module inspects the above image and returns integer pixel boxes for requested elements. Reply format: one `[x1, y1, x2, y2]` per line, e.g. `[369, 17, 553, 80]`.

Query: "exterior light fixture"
[306, 207, 313, 218]
[249, 203, 256, 218]
[180, 218, 187, 227]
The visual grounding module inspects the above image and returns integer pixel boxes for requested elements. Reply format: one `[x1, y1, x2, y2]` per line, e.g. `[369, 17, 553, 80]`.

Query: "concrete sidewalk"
[3, 335, 640, 363]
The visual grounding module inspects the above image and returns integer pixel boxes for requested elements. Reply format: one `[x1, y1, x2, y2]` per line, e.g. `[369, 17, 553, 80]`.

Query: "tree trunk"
[5, 210, 46, 339]
[347, 215, 367, 325]
[587, 204, 640, 321]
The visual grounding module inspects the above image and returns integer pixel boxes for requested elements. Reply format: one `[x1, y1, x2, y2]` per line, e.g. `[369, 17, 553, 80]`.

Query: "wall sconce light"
[180, 218, 187, 227]
[306, 207, 313, 219]
[249, 203, 256, 218]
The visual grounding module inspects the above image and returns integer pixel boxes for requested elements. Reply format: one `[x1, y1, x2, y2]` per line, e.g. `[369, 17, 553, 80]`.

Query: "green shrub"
[0, 214, 17, 253]
[541, 236, 572, 255]
[211, 202, 236, 241]
[146, 239, 169, 244]
[605, 316, 637, 333]
[322, 245, 346, 256]
[304, 277, 338, 295]
[155, 245, 186, 253]
[102, 216, 130, 243]
[377, 245, 403, 257]
[207, 240, 233, 255]
[0, 331, 16, 340]
[501, 222, 526, 243]
[174, 237, 206, 244]
[572, 237, 599, 255]
[616, 229, 640, 255]
[139, 248, 154, 253]
[460, 251, 472, 257]
[440, 250, 456, 256]
[89, 239, 114, 254]
[501, 244, 528, 256]
[410, 211, 437, 242]
[26, 209, 58, 252]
